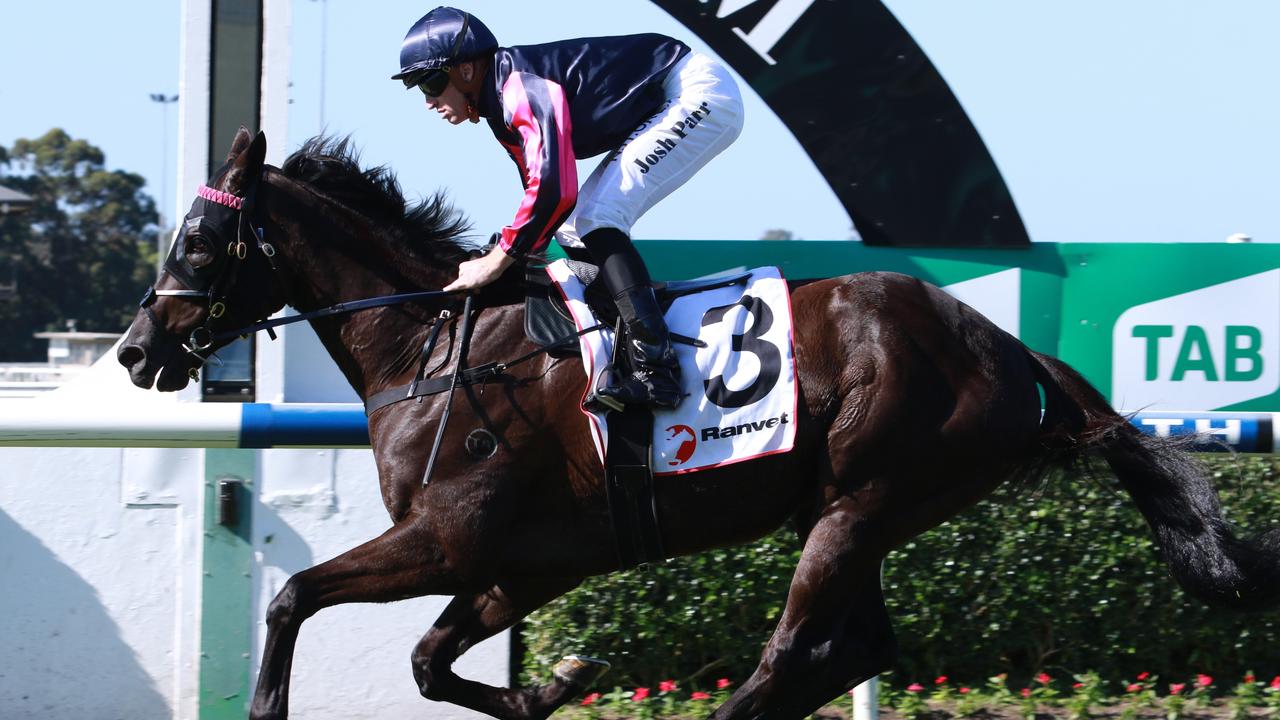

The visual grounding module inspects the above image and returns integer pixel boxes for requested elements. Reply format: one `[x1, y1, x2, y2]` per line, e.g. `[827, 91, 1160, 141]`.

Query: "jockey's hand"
[443, 245, 516, 292]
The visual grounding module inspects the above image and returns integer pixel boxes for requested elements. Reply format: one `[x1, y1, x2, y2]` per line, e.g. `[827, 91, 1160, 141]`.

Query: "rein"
[145, 176, 461, 376]
[153, 174, 611, 489]
[209, 288, 458, 343]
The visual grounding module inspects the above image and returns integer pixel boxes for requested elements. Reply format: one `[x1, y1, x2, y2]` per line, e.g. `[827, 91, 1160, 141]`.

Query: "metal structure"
[0, 404, 1272, 453]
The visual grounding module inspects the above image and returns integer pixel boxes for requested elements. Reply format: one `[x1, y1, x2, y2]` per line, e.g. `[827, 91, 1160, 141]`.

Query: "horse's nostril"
[117, 344, 146, 368]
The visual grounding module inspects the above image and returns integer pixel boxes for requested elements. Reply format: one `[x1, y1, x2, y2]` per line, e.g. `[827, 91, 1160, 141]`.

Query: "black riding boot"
[596, 285, 684, 409]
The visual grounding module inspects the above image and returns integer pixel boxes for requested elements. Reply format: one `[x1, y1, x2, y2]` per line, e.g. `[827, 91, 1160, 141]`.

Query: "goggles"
[415, 69, 451, 98]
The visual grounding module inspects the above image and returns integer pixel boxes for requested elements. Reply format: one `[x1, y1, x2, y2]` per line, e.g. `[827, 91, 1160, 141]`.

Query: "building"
[0, 330, 121, 399]
[0, 184, 33, 216]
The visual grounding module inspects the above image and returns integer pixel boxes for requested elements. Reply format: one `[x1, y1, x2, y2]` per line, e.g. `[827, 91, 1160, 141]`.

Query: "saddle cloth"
[545, 260, 798, 475]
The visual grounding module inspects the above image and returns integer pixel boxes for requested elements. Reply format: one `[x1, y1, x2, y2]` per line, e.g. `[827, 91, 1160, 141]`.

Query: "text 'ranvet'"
[702, 413, 789, 441]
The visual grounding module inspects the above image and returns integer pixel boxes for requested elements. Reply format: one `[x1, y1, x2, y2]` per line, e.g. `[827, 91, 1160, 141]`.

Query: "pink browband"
[197, 185, 244, 210]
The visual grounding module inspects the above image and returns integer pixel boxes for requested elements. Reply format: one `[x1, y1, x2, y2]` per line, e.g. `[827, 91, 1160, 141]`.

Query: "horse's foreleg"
[250, 515, 457, 720]
[713, 497, 897, 720]
[412, 577, 602, 720]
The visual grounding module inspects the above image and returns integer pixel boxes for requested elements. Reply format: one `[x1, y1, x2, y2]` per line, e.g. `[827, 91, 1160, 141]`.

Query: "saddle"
[526, 260, 753, 570]
[522, 260, 751, 355]
[365, 259, 760, 570]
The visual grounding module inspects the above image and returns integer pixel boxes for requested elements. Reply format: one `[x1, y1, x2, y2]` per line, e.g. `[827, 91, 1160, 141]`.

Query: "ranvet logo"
[665, 424, 697, 467]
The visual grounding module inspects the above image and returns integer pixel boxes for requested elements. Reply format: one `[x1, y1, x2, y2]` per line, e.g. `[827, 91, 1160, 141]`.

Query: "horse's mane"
[279, 135, 473, 264]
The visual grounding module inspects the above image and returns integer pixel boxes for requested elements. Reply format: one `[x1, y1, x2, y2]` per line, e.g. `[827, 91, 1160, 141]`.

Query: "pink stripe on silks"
[197, 185, 244, 210]
[511, 75, 545, 197]
[499, 74, 540, 253]
[498, 73, 578, 255]
[544, 79, 578, 224]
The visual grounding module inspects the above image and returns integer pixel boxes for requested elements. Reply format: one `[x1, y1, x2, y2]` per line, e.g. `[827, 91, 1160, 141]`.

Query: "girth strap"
[363, 319, 607, 417]
[604, 406, 665, 569]
[363, 364, 505, 416]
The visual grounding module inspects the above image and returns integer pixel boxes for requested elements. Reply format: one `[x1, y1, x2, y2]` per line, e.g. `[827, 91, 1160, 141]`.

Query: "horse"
[118, 128, 1280, 720]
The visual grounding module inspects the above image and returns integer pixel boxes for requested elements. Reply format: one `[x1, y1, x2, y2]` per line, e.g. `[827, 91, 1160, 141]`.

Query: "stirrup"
[595, 368, 684, 410]
[583, 364, 626, 413]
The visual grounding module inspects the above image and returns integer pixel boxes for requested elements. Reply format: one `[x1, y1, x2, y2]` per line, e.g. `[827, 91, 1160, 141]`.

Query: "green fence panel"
[638, 241, 1279, 411]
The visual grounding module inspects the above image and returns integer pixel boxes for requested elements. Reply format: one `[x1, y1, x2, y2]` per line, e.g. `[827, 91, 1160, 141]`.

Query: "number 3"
[700, 295, 782, 408]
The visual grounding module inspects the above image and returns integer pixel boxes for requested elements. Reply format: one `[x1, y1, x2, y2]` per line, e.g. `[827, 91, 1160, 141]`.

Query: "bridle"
[138, 172, 462, 381]
[138, 174, 282, 380]
[136, 166, 613, 488]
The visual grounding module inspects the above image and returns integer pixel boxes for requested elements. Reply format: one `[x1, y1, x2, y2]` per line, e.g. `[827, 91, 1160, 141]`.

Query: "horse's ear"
[225, 131, 267, 195]
[225, 126, 254, 164]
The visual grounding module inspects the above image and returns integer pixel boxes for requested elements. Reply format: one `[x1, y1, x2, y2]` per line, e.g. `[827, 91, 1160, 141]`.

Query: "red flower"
[1170, 683, 1186, 695]
[1244, 673, 1256, 684]
[658, 680, 678, 693]
[1197, 674, 1213, 687]
[716, 678, 732, 690]
[1126, 684, 1142, 693]
[907, 683, 925, 693]
[1021, 688, 1032, 698]
[936, 676, 949, 685]
[1137, 672, 1151, 681]
[632, 687, 651, 702]
[1073, 683, 1085, 689]
[581, 692, 601, 706]
[1036, 673, 1052, 685]
[691, 691, 712, 701]
[1270, 676, 1280, 690]
[959, 687, 971, 695]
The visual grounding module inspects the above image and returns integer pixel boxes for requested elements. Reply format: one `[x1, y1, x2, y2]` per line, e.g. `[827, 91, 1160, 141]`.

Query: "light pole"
[310, 0, 329, 129]
[149, 93, 179, 231]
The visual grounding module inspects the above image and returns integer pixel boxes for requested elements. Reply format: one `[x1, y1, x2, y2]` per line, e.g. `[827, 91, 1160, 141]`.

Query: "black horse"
[118, 129, 1280, 720]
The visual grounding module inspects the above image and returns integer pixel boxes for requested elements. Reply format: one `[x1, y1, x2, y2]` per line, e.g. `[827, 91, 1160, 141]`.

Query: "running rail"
[0, 405, 1275, 451]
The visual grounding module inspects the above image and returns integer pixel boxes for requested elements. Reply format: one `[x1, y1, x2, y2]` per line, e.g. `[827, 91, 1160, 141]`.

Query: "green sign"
[637, 241, 1280, 412]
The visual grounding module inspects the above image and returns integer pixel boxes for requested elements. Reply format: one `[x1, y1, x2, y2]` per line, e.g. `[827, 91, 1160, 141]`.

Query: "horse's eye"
[188, 235, 211, 257]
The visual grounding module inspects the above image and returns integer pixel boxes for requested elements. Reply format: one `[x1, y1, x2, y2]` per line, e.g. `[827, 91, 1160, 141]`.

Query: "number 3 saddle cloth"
[545, 260, 798, 475]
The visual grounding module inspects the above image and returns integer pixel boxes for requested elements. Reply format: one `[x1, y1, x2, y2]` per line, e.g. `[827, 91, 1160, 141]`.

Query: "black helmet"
[391, 6, 498, 87]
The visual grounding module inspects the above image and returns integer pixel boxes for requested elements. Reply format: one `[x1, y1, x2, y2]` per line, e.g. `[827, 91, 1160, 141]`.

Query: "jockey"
[392, 6, 744, 410]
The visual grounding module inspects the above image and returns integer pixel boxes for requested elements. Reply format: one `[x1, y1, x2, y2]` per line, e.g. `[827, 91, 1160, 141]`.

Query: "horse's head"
[118, 127, 288, 391]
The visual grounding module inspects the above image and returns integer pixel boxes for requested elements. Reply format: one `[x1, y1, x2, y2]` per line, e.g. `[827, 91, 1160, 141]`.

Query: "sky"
[0, 1, 1276, 244]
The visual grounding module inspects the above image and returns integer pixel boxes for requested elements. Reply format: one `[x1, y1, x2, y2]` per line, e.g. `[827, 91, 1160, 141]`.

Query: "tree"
[759, 228, 796, 240]
[0, 129, 157, 360]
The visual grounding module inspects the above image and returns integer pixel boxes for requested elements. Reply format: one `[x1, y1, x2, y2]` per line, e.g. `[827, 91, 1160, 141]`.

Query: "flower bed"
[558, 672, 1280, 719]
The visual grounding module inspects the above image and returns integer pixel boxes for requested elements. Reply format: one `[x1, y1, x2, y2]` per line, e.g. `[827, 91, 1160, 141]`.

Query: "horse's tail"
[1025, 348, 1280, 611]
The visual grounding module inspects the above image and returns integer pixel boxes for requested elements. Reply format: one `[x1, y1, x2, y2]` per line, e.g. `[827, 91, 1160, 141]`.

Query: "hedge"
[520, 455, 1280, 692]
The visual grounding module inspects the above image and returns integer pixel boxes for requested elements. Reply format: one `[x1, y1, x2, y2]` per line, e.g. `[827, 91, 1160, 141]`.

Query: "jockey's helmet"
[391, 7, 498, 88]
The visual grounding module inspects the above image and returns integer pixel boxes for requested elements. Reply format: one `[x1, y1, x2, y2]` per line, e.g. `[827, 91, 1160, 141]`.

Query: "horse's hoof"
[552, 654, 611, 688]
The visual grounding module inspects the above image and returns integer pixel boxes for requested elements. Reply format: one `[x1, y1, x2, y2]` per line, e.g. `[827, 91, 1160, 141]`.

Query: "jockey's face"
[425, 63, 476, 125]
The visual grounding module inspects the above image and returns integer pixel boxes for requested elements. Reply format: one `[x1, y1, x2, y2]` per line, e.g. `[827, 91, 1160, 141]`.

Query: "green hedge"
[521, 456, 1280, 692]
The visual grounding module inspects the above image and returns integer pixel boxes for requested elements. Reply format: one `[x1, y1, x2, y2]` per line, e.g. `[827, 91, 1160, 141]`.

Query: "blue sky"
[0, 1, 1276, 244]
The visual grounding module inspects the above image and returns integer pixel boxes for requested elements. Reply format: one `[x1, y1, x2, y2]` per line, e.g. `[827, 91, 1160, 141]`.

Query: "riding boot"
[596, 285, 684, 410]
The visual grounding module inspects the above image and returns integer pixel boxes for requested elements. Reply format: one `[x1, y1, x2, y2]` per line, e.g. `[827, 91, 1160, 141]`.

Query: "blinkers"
[138, 175, 272, 372]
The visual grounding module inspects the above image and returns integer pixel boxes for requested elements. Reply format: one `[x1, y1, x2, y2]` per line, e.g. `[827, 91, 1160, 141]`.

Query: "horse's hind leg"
[250, 514, 457, 720]
[412, 576, 604, 720]
[713, 496, 896, 720]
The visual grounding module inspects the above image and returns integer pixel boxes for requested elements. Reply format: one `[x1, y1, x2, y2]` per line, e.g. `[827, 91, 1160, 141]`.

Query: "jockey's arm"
[446, 73, 577, 292]
[494, 72, 578, 260]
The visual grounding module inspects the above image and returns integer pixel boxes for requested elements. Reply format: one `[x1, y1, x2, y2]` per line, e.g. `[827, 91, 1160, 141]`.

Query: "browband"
[197, 185, 244, 210]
